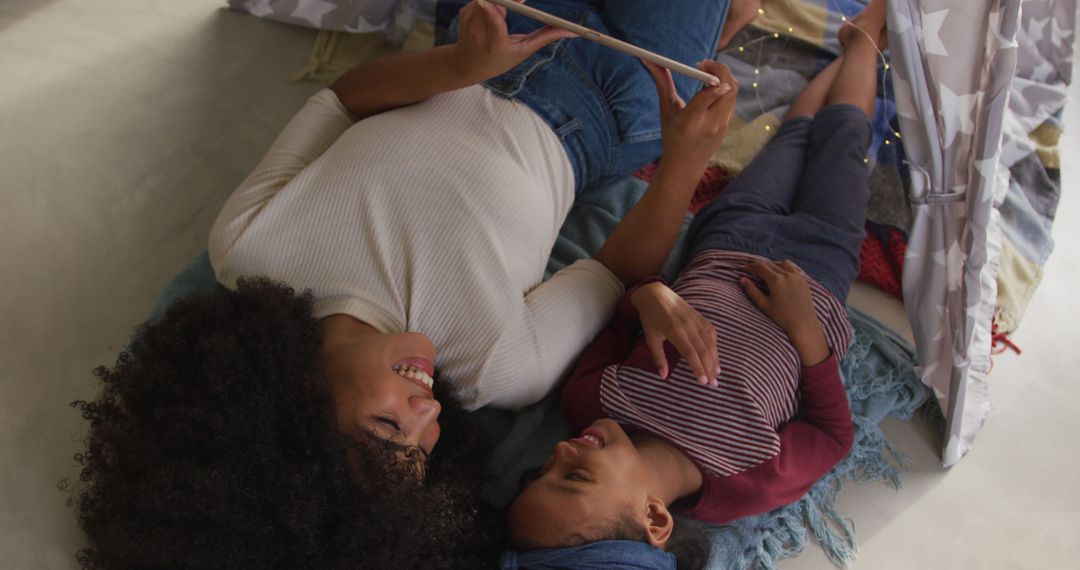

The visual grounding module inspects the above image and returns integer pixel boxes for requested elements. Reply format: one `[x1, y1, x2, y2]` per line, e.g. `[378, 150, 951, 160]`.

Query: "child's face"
[508, 419, 651, 547]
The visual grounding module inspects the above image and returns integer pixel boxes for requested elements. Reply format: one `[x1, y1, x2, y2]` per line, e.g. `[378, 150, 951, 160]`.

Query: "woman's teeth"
[392, 364, 434, 389]
[580, 434, 603, 448]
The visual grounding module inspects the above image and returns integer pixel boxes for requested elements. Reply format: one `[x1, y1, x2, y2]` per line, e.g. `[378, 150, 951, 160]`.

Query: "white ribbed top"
[209, 86, 624, 410]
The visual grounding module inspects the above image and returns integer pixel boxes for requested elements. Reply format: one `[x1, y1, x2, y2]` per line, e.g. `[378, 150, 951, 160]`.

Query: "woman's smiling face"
[507, 419, 653, 547]
[322, 323, 442, 473]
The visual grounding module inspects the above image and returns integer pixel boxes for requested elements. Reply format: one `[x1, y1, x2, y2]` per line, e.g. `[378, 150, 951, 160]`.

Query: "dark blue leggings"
[685, 104, 873, 300]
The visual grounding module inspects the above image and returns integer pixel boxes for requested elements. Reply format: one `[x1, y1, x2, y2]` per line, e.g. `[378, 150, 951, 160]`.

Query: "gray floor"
[1, 1, 1077, 568]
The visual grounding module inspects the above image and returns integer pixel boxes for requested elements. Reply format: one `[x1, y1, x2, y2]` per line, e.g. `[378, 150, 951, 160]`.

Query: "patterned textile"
[598, 250, 853, 478]
[858, 223, 907, 300]
[889, 0, 1073, 465]
[995, 238, 1043, 334]
[993, 127, 1064, 333]
[228, 0, 435, 44]
[688, 308, 931, 569]
[634, 162, 732, 215]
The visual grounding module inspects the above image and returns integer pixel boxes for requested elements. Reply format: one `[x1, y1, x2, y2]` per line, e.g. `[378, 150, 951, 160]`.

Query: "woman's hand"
[643, 59, 738, 175]
[630, 282, 720, 385]
[739, 260, 831, 366]
[451, 0, 575, 84]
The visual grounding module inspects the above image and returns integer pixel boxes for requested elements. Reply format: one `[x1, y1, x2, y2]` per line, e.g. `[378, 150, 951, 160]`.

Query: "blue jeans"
[444, 0, 729, 191]
[685, 104, 873, 300]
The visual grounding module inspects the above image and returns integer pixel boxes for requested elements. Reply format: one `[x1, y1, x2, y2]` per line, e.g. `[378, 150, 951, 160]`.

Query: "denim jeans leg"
[457, 0, 731, 190]
[599, 0, 731, 104]
[684, 118, 812, 253]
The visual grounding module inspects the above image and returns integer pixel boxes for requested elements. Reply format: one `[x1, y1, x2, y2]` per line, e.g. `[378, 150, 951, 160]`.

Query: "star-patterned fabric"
[889, 0, 1074, 466]
[228, 0, 431, 45]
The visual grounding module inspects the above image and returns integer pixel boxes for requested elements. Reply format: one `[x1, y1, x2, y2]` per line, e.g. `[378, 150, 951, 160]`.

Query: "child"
[503, 1, 890, 568]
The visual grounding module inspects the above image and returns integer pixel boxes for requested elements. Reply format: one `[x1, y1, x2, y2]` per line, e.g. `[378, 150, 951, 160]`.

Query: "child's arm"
[737, 257, 854, 452]
[740, 259, 831, 366]
[330, 0, 572, 120]
[593, 61, 737, 286]
[679, 258, 854, 524]
[561, 279, 720, 424]
[683, 355, 854, 524]
[627, 281, 720, 385]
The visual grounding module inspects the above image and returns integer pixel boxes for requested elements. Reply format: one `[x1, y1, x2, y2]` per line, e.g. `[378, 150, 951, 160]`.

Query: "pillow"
[228, 0, 432, 45]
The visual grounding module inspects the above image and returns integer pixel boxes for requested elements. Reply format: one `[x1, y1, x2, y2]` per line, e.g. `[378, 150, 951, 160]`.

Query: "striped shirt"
[562, 249, 855, 524]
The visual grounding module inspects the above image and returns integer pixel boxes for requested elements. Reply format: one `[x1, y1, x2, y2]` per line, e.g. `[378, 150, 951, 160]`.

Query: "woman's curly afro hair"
[70, 278, 501, 569]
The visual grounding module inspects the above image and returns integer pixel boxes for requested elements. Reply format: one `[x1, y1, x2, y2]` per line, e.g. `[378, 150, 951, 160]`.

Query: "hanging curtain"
[888, 0, 1021, 466]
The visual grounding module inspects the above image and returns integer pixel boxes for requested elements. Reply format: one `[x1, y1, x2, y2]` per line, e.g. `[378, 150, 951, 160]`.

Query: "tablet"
[486, 0, 721, 86]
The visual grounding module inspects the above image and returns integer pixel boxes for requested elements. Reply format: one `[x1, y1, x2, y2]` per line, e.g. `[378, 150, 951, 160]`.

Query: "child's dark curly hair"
[69, 278, 501, 569]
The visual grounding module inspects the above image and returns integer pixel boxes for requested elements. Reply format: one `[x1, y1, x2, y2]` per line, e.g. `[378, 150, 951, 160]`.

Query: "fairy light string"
[730, 2, 903, 162]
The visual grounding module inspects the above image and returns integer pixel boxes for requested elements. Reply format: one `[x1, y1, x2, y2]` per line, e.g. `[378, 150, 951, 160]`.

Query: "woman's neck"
[630, 433, 704, 505]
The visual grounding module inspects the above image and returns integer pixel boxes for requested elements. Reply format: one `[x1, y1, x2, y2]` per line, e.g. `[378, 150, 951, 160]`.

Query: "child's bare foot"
[838, 0, 888, 50]
[717, 0, 762, 51]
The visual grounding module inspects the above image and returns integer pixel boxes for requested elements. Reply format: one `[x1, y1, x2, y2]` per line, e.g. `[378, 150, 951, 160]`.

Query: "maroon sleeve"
[682, 354, 854, 524]
[560, 280, 659, 431]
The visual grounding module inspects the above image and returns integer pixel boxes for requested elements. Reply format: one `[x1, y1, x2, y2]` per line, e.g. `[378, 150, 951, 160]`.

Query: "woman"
[71, 0, 739, 568]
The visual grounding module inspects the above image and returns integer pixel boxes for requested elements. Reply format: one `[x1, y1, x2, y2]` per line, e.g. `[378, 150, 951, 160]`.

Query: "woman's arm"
[209, 91, 355, 274]
[593, 61, 738, 286]
[588, 68, 746, 381]
[329, 0, 572, 120]
[561, 284, 654, 430]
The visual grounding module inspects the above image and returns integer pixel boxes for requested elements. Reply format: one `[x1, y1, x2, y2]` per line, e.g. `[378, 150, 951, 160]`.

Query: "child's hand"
[739, 260, 831, 366]
[630, 282, 720, 385]
[643, 59, 738, 175]
[452, 0, 575, 84]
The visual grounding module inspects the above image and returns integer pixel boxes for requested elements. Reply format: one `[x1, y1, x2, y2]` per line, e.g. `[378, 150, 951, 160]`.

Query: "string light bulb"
[732, 3, 903, 153]
[831, 1, 902, 152]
